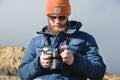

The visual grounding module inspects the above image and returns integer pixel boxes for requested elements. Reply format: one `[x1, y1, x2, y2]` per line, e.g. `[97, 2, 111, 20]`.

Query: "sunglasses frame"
[49, 15, 67, 21]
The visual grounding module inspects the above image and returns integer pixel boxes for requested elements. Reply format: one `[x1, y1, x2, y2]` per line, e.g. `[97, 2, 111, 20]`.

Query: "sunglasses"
[49, 16, 67, 21]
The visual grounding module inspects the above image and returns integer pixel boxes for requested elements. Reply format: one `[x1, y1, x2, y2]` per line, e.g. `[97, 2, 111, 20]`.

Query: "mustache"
[53, 24, 66, 27]
[53, 23, 62, 26]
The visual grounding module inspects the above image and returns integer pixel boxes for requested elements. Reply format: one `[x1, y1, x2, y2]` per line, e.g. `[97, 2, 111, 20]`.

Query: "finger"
[43, 59, 51, 64]
[62, 57, 73, 65]
[62, 58, 68, 62]
[42, 64, 50, 68]
[61, 45, 69, 50]
[60, 51, 67, 58]
[60, 49, 70, 57]
[41, 54, 52, 60]
[41, 59, 51, 68]
[42, 47, 52, 56]
[42, 47, 49, 54]
[43, 47, 49, 51]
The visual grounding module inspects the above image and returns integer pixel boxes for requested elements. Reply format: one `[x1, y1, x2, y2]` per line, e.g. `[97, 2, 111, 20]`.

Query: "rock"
[0, 46, 120, 80]
[0, 76, 20, 80]
[0, 46, 25, 76]
[103, 72, 120, 80]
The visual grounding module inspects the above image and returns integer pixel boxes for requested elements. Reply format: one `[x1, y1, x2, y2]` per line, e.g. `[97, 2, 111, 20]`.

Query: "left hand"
[60, 45, 74, 65]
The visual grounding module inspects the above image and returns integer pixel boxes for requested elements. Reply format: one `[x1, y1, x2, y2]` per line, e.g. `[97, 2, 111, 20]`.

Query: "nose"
[54, 18, 61, 24]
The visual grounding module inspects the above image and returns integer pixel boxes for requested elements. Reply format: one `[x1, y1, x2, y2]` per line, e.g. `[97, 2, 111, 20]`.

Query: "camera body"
[45, 48, 63, 71]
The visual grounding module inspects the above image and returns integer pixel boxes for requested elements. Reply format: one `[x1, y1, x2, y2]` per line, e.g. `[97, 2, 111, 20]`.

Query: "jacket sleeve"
[18, 38, 49, 80]
[69, 35, 106, 80]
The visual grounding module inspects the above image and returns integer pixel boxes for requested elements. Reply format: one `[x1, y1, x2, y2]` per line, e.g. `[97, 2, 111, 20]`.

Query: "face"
[48, 15, 68, 35]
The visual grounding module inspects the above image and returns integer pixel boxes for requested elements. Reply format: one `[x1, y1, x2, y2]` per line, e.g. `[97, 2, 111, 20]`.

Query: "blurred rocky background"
[0, 46, 120, 80]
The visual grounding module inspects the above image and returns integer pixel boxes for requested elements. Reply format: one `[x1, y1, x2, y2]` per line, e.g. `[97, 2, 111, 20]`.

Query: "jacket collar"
[37, 20, 82, 36]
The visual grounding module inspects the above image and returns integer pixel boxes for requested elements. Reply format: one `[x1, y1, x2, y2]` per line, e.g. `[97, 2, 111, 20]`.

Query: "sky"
[0, 0, 120, 76]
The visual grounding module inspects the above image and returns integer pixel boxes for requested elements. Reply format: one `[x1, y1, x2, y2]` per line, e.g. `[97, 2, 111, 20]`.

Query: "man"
[18, 0, 106, 80]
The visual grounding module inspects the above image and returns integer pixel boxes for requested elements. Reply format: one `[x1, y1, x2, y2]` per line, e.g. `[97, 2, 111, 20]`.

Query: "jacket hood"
[37, 20, 82, 36]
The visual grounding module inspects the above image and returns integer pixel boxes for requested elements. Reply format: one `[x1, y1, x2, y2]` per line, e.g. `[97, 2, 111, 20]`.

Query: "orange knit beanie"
[46, 0, 71, 16]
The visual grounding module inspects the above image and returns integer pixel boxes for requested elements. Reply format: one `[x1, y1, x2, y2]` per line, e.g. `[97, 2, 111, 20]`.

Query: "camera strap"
[43, 34, 52, 48]
[66, 34, 71, 45]
[44, 34, 71, 48]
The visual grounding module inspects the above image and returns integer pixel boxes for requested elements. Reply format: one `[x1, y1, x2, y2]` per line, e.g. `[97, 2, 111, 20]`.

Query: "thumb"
[42, 47, 49, 55]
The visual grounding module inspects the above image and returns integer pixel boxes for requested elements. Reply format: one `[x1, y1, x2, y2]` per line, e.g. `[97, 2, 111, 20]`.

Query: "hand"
[40, 47, 52, 68]
[60, 45, 74, 65]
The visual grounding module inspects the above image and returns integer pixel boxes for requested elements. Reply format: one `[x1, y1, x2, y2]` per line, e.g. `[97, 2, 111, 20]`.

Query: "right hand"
[40, 47, 52, 68]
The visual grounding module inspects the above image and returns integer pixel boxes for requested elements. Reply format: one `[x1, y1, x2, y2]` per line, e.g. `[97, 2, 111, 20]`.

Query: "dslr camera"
[45, 48, 63, 71]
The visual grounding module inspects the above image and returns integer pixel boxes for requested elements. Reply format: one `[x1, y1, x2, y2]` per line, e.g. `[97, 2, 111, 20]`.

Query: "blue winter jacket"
[18, 21, 106, 80]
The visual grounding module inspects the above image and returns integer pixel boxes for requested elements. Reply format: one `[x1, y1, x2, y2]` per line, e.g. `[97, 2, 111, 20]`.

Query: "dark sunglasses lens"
[51, 16, 57, 19]
[49, 16, 67, 21]
[59, 16, 67, 21]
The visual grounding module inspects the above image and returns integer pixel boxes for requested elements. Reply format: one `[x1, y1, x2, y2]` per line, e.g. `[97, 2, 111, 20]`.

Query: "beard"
[48, 21, 67, 35]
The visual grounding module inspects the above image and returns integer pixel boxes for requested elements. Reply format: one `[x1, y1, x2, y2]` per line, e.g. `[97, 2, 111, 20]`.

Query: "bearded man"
[18, 0, 106, 80]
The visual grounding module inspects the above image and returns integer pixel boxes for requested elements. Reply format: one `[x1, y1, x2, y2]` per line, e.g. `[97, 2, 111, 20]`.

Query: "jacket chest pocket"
[36, 44, 52, 57]
[36, 46, 43, 57]
[68, 38, 84, 53]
